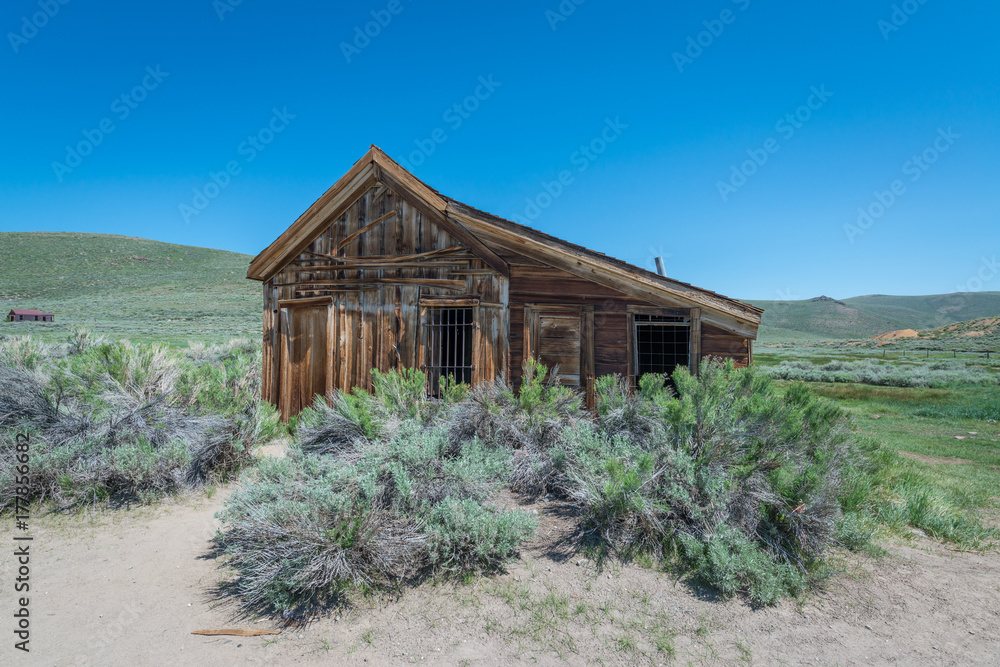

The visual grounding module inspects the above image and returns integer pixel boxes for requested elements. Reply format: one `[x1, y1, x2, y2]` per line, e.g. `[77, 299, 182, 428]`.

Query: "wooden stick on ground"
[191, 629, 283, 637]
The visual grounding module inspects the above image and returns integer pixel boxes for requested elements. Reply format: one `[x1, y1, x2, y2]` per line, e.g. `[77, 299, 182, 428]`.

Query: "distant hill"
[0, 232, 258, 344]
[751, 292, 1000, 343]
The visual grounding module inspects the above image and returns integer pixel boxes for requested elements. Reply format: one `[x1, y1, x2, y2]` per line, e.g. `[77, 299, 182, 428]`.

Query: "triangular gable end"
[247, 147, 508, 282]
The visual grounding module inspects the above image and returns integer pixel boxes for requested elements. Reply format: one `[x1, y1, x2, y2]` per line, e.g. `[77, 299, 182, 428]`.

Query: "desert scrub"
[570, 361, 865, 605]
[0, 337, 281, 510]
[216, 419, 536, 613]
[448, 360, 585, 493]
[765, 358, 997, 388]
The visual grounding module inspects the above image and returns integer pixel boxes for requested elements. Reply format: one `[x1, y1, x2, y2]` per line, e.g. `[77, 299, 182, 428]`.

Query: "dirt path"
[4, 494, 999, 666]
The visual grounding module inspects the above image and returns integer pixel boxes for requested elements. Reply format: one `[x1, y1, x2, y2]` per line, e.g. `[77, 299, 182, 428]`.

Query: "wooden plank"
[286, 261, 470, 271]
[582, 308, 595, 408]
[539, 315, 582, 339]
[378, 167, 510, 278]
[361, 289, 376, 391]
[627, 304, 691, 318]
[540, 354, 581, 375]
[419, 297, 481, 307]
[286, 279, 467, 290]
[471, 305, 483, 385]
[336, 209, 398, 253]
[304, 246, 465, 264]
[447, 269, 497, 276]
[626, 312, 635, 384]
[690, 307, 702, 374]
[278, 296, 333, 309]
[400, 201, 419, 281]
[538, 337, 581, 357]
[325, 303, 340, 401]
[398, 286, 418, 369]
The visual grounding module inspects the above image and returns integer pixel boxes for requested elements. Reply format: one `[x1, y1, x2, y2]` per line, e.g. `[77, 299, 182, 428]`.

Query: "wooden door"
[279, 300, 331, 421]
[524, 305, 595, 405]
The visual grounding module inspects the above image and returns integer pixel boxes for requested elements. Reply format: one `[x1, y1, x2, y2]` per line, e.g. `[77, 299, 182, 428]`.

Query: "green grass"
[774, 379, 1000, 547]
[0, 232, 259, 345]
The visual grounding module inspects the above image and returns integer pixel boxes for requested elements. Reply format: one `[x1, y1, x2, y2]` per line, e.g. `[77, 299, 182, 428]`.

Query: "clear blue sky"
[2, 0, 997, 300]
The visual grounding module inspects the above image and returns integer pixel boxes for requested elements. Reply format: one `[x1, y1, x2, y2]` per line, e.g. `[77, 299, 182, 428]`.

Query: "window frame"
[419, 296, 482, 393]
[626, 305, 701, 383]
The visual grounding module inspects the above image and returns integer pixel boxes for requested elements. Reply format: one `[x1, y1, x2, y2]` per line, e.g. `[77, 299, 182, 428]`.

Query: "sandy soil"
[872, 329, 920, 342]
[4, 492, 1000, 666]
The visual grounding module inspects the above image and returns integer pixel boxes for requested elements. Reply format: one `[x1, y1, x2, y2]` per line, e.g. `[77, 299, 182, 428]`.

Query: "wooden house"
[248, 147, 763, 420]
[8, 309, 54, 322]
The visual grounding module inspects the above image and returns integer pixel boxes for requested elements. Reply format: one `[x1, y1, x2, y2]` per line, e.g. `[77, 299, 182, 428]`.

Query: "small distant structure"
[7, 309, 54, 322]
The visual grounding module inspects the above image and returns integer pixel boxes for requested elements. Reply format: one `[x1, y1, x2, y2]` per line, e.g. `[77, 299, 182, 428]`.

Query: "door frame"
[277, 296, 333, 421]
[523, 304, 595, 407]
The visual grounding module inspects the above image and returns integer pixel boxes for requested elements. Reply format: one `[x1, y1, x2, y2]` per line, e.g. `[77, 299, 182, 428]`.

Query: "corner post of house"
[689, 307, 702, 375]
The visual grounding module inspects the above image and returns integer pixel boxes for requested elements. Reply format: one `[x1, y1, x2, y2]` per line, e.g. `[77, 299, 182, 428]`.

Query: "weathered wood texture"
[262, 184, 508, 419]
[510, 265, 648, 388]
[508, 266, 752, 390]
[278, 302, 329, 419]
[701, 323, 751, 368]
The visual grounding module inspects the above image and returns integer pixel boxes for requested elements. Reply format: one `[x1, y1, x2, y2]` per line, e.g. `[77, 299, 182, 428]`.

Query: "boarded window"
[633, 314, 690, 383]
[424, 307, 475, 395]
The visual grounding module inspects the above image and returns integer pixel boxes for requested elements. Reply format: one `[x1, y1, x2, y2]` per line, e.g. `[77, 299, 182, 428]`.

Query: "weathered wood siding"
[700, 323, 751, 368]
[509, 265, 640, 389]
[262, 184, 508, 419]
[508, 265, 752, 393]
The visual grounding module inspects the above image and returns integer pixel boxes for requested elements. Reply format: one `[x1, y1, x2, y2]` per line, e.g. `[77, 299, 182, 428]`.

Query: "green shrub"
[765, 358, 998, 388]
[425, 497, 537, 572]
[217, 422, 535, 613]
[0, 337, 282, 510]
[570, 360, 861, 602]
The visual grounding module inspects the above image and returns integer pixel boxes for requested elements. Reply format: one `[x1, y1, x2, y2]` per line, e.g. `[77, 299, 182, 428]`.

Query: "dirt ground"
[4, 489, 999, 666]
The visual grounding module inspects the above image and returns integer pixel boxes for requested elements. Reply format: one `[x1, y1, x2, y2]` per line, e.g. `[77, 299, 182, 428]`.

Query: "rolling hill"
[0, 232, 259, 344]
[751, 293, 1000, 343]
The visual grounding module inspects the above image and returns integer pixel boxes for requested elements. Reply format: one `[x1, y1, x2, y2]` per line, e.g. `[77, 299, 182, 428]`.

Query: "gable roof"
[248, 146, 763, 337]
[10, 309, 52, 316]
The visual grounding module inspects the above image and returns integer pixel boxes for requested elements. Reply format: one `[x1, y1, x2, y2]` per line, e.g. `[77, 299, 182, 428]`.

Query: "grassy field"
[0, 232, 259, 345]
[757, 348, 1000, 545]
[807, 382, 1000, 533]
